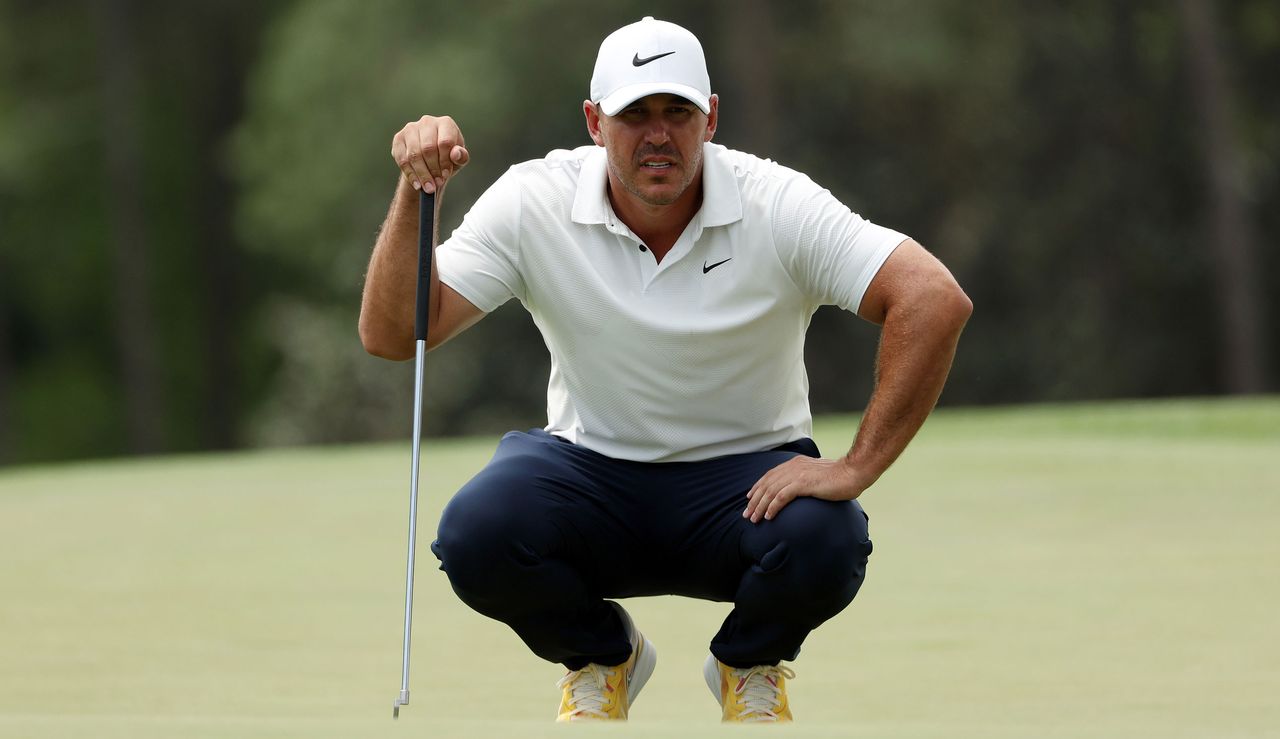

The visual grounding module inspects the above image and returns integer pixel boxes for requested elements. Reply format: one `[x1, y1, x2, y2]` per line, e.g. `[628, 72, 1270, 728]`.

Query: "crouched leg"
[711, 497, 872, 667]
[430, 431, 631, 668]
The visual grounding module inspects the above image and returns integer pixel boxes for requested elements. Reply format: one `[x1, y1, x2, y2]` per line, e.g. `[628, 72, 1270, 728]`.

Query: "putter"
[393, 189, 435, 719]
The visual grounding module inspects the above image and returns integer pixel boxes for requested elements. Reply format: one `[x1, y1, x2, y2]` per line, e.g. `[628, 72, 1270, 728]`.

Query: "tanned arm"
[744, 239, 972, 522]
[359, 115, 485, 360]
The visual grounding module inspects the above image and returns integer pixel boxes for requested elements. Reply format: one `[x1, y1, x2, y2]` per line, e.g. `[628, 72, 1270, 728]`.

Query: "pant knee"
[436, 482, 544, 600]
[749, 499, 871, 606]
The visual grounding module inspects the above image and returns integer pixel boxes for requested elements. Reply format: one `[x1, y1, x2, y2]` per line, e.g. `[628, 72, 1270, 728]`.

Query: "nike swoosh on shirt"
[702, 258, 732, 274]
[632, 51, 675, 66]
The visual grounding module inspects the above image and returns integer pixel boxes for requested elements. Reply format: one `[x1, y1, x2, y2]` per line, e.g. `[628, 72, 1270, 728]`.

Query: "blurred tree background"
[1, 0, 1275, 465]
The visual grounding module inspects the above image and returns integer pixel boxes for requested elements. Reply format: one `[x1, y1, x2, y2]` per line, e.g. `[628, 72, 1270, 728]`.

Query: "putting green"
[2, 398, 1277, 738]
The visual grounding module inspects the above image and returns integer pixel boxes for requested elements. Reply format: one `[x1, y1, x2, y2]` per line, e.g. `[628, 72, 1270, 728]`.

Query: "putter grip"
[414, 190, 435, 342]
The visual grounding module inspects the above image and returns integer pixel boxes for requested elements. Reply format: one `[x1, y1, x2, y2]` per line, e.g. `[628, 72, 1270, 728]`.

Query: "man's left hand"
[743, 456, 869, 523]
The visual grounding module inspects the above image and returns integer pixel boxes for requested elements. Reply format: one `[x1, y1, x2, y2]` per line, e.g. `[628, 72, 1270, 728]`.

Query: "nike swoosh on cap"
[632, 51, 675, 66]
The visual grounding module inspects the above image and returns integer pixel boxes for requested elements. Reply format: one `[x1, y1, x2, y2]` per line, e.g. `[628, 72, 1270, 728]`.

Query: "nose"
[643, 121, 671, 147]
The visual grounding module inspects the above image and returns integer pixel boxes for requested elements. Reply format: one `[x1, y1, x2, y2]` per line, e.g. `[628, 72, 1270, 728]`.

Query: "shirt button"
[638, 244, 648, 252]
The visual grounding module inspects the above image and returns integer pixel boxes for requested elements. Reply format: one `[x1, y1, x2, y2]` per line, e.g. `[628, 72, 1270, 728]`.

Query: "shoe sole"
[702, 654, 723, 706]
[611, 603, 657, 709]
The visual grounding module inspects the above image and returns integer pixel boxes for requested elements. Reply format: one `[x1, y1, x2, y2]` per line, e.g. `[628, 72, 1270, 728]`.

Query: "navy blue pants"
[431, 430, 871, 670]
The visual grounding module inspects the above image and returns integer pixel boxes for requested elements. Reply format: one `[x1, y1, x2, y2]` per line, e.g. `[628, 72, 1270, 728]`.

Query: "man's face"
[585, 93, 719, 207]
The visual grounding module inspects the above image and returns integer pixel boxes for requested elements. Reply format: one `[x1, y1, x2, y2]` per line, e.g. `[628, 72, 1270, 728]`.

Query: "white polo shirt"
[436, 142, 907, 462]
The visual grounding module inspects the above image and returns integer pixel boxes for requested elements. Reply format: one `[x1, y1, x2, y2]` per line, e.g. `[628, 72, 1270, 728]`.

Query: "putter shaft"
[395, 342, 426, 718]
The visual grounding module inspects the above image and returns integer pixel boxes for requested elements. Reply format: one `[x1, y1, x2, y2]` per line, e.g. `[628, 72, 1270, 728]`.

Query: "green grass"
[2, 397, 1278, 738]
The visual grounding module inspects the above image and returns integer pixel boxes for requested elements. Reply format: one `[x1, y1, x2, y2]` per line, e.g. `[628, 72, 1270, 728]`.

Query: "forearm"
[844, 287, 971, 492]
[359, 177, 443, 360]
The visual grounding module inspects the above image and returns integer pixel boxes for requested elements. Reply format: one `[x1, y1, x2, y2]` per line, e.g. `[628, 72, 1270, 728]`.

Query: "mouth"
[639, 160, 675, 173]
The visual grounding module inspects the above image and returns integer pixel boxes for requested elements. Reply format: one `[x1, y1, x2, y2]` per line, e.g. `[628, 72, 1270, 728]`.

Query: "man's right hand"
[362, 115, 486, 360]
[392, 115, 470, 194]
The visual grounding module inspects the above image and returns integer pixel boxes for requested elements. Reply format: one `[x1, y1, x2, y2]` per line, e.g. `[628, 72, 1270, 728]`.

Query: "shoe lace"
[557, 663, 617, 719]
[730, 664, 796, 721]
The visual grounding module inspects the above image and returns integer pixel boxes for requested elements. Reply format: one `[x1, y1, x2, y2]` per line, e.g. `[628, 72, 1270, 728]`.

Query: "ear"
[583, 100, 606, 147]
[703, 94, 719, 142]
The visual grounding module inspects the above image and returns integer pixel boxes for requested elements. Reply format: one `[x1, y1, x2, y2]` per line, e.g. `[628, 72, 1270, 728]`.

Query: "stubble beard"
[607, 144, 702, 207]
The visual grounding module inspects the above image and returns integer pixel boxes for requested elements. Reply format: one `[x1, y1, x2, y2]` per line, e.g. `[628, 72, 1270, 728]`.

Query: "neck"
[606, 169, 703, 261]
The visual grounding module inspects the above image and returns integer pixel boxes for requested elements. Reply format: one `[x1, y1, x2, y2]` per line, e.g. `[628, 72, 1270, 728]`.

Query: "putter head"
[393, 690, 409, 719]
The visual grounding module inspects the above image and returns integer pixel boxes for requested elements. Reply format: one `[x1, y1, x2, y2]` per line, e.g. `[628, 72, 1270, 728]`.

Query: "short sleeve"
[435, 169, 527, 312]
[771, 173, 908, 314]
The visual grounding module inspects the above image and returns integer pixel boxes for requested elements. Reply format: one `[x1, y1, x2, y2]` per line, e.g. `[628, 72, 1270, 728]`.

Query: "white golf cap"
[590, 16, 711, 116]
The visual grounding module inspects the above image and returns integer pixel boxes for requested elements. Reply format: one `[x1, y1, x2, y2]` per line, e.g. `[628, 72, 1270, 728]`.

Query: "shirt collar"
[698, 143, 744, 228]
[570, 147, 611, 225]
[570, 143, 743, 228]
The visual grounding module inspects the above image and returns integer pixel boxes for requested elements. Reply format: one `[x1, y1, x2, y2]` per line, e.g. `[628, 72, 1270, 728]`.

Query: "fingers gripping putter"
[393, 190, 435, 719]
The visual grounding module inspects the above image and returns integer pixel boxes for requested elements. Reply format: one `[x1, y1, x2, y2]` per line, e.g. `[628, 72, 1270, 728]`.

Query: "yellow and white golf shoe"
[704, 655, 795, 722]
[555, 605, 656, 721]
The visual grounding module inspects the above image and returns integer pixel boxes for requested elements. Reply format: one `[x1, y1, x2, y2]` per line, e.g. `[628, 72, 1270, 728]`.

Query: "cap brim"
[598, 82, 710, 116]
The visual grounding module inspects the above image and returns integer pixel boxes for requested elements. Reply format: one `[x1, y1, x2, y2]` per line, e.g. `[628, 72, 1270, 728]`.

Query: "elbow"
[948, 284, 974, 327]
[358, 315, 413, 361]
[924, 272, 972, 334]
